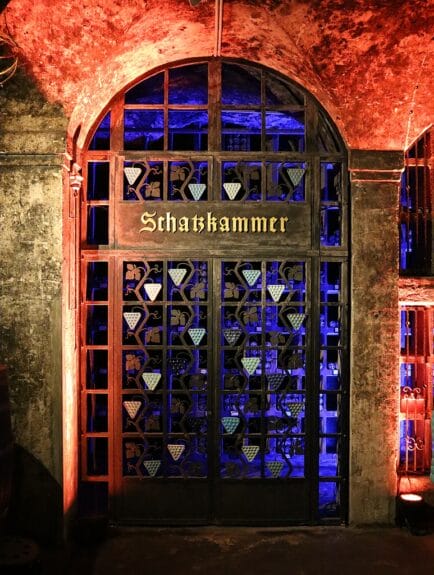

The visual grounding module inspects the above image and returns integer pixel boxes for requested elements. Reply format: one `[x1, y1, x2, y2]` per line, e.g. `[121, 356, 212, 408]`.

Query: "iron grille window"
[399, 306, 434, 473]
[400, 129, 433, 275]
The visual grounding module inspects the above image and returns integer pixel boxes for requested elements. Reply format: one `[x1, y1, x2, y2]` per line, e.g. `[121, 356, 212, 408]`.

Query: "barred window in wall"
[400, 129, 433, 275]
[399, 306, 434, 473]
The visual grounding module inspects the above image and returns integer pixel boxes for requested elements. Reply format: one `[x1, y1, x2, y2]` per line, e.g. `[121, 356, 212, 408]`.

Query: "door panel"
[117, 258, 211, 521]
[112, 256, 314, 523]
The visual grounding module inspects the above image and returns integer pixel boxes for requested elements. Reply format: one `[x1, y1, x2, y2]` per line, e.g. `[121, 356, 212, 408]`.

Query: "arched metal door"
[80, 59, 349, 524]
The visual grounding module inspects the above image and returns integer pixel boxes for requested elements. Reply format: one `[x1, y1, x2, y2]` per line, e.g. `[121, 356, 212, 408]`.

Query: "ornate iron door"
[79, 59, 349, 524]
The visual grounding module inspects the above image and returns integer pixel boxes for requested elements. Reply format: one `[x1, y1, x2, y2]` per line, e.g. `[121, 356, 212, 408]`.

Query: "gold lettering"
[232, 217, 249, 232]
[279, 217, 289, 232]
[207, 212, 218, 233]
[157, 216, 166, 232]
[168, 212, 178, 233]
[140, 211, 157, 233]
[251, 217, 268, 233]
[219, 216, 230, 232]
[141, 211, 290, 234]
[269, 217, 278, 233]
[192, 215, 205, 233]
[178, 216, 189, 232]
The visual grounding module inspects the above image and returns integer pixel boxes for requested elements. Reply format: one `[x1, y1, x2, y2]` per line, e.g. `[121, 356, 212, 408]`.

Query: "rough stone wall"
[0, 70, 67, 540]
[349, 151, 402, 524]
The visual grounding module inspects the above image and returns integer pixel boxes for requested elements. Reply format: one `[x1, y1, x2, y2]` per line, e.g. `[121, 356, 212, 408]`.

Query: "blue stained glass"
[400, 363, 414, 388]
[125, 72, 164, 104]
[321, 163, 342, 202]
[265, 111, 305, 152]
[86, 261, 108, 301]
[86, 305, 108, 346]
[124, 110, 164, 150]
[320, 206, 341, 247]
[319, 453, 338, 477]
[86, 350, 108, 390]
[400, 223, 413, 270]
[319, 481, 340, 517]
[87, 206, 108, 245]
[87, 162, 110, 200]
[89, 111, 110, 150]
[222, 111, 262, 151]
[400, 170, 409, 208]
[87, 394, 108, 432]
[169, 64, 208, 105]
[222, 63, 261, 105]
[168, 110, 208, 151]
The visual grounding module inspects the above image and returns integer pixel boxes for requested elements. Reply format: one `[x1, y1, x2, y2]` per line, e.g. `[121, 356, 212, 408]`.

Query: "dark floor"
[18, 524, 434, 575]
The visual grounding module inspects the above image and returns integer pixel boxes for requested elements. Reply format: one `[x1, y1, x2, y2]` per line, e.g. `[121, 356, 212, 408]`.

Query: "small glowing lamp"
[399, 493, 423, 503]
[396, 493, 427, 535]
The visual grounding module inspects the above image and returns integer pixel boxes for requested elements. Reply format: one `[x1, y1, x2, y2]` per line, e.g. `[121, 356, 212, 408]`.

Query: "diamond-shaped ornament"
[242, 269, 261, 287]
[287, 402, 304, 417]
[142, 372, 161, 391]
[144, 460, 161, 477]
[169, 268, 188, 286]
[221, 416, 240, 434]
[287, 167, 305, 187]
[241, 357, 260, 375]
[287, 313, 306, 330]
[167, 444, 185, 461]
[124, 166, 142, 186]
[267, 373, 286, 391]
[144, 283, 161, 301]
[223, 328, 242, 346]
[188, 327, 206, 345]
[188, 183, 206, 201]
[123, 400, 141, 419]
[267, 461, 284, 478]
[123, 311, 141, 330]
[267, 284, 285, 302]
[242, 445, 260, 462]
[223, 182, 241, 200]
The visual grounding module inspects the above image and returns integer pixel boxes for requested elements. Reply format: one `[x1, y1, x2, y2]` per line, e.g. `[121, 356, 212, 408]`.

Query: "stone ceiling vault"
[1, 0, 434, 150]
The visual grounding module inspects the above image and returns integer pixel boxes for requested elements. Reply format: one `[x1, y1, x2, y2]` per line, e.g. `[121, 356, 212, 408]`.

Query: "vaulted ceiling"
[1, 0, 434, 150]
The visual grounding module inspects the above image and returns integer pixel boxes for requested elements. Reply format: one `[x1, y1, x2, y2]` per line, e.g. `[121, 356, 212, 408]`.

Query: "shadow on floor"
[31, 524, 434, 575]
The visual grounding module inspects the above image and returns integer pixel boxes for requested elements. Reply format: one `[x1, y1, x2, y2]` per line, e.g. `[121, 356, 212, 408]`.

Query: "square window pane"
[87, 206, 109, 245]
[222, 111, 261, 152]
[124, 110, 164, 150]
[168, 111, 208, 151]
[265, 111, 305, 152]
[87, 162, 110, 200]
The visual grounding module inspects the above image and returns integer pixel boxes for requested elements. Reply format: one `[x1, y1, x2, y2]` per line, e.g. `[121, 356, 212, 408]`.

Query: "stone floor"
[30, 525, 434, 575]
